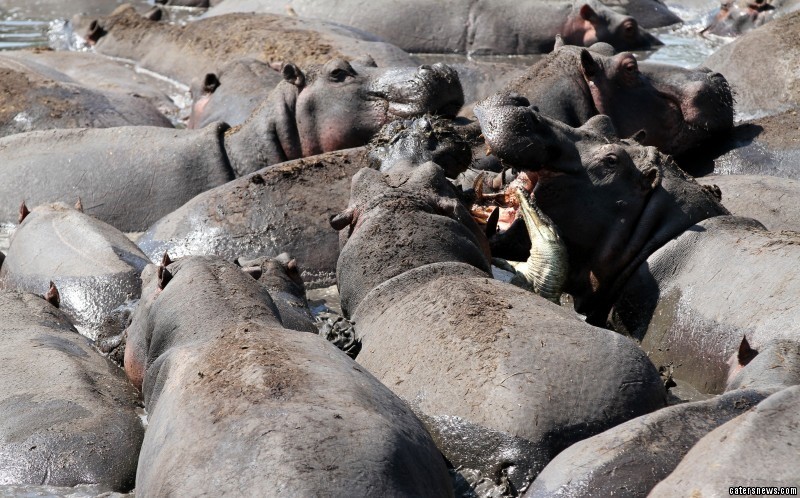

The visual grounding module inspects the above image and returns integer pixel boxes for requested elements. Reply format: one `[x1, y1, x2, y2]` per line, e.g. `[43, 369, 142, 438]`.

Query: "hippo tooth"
[18, 201, 30, 224]
[44, 281, 60, 308]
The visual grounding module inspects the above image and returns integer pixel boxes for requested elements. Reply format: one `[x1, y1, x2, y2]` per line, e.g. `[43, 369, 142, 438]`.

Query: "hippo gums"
[123, 256, 453, 495]
[0, 57, 462, 231]
[504, 42, 734, 156]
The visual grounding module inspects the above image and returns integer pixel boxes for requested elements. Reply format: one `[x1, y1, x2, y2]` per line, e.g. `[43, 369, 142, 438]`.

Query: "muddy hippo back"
[126, 257, 453, 495]
[0, 290, 143, 491]
[0, 56, 172, 137]
[80, 6, 415, 85]
[0, 123, 234, 231]
[0, 203, 151, 339]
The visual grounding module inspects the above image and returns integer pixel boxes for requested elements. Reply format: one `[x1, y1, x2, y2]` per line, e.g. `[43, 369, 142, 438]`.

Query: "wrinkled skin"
[124, 256, 453, 496]
[0, 58, 461, 230]
[698, 174, 800, 232]
[475, 93, 728, 325]
[138, 116, 470, 287]
[703, 0, 800, 36]
[0, 290, 142, 491]
[525, 388, 772, 498]
[687, 110, 800, 180]
[333, 163, 666, 491]
[704, 11, 800, 118]
[650, 386, 800, 495]
[0, 54, 172, 137]
[205, 0, 663, 54]
[504, 43, 734, 156]
[76, 6, 415, 85]
[188, 58, 283, 129]
[0, 203, 150, 339]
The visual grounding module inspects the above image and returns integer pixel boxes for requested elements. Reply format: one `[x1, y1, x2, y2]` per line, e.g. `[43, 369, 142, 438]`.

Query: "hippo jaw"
[366, 63, 464, 120]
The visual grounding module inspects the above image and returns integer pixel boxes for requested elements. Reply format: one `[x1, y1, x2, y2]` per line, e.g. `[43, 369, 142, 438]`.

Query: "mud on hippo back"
[476, 93, 800, 396]
[503, 42, 734, 156]
[204, 0, 666, 54]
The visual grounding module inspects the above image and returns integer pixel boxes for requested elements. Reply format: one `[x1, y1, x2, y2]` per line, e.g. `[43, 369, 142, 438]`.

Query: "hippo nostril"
[508, 94, 531, 107]
[419, 65, 432, 71]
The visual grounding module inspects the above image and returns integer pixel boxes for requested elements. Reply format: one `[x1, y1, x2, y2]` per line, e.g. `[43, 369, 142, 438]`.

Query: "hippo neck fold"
[223, 83, 303, 176]
[581, 162, 729, 326]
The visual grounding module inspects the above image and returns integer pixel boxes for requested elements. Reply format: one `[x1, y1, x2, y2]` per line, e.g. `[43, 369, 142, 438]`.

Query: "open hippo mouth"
[367, 63, 464, 119]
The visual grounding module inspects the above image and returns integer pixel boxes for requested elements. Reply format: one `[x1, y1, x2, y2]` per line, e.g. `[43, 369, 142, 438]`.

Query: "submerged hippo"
[0, 54, 172, 137]
[0, 290, 143, 491]
[705, 11, 800, 118]
[503, 41, 734, 156]
[77, 5, 415, 85]
[0, 58, 462, 231]
[703, 0, 800, 36]
[476, 94, 800, 396]
[332, 162, 665, 491]
[205, 0, 663, 54]
[0, 203, 150, 339]
[124, 256, 453, 495]
[138, 115, 471, 287]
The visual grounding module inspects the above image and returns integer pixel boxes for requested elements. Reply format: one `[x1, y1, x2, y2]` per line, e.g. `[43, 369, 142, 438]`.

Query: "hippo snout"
[371, 63, 464, 118]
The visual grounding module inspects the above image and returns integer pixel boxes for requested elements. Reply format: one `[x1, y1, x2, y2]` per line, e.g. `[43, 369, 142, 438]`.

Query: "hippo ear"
[202, 73, 221, 94]
[241, 265, 263, 280]
[282, 63, 306, 88]
[582, 114, 617, 139]
[18, 201, 30, 224]
[737, 336, 759, 367]
[642, 166, 661, 191]
[43, 281, 60, 309]
[631, 129, 647, 144]
[579, 49, 600, 79]
[354, 55, 377, 67]
[330, 208, 355, 231]
[579, 4, 601, 23]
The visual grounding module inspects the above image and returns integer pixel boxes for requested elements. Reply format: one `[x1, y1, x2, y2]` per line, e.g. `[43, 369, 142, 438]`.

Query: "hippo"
[697, 175, 800, 232]
[0, 54, 172, 137]
[1, 50, 183, 124]
[204, 0, 663, 54]
[137, 115, 471, 287]
[76, 5, 416, 85]
[124, 256, 453, 495]
[154, 0, 212, 6]
[503, 41, 735, 156]
[0, 0, 151, 20]
[704, 11, 800, 118]
[332, 162, 666, 491]
[0, 58, 462, 231]
[188, 58, 283, 129]
[0, 203, 150, 340]
[687, 110, 800, 180]
[0, 289, 143, 491]
[475, 93, 800, 396]
[702, 0, 800, 36]
[524, 388, 772, 497]
[650, 385, 800, 495]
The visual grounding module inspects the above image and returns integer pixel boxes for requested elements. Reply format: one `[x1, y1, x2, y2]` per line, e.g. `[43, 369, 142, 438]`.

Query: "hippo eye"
[605, 154, 619, 167]
[330, 68, 348, 81]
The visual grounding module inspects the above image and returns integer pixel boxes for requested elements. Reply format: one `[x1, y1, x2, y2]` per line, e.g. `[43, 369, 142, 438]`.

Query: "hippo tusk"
[497, 188, 568, 304]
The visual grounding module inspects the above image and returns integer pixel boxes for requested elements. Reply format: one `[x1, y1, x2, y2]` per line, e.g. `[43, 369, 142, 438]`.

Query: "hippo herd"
[0, 0, 799, 496]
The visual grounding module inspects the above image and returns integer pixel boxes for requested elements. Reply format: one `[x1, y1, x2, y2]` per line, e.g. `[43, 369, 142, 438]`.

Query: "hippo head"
[703, 0, 774, 36]
[227, 57, 464, 173]
[562, 1, 662, 51]
[576, 47, 734, 155]
[331, 163, 491, 316]
[476, 93, 727, 323]
[367, 115, 472, 178]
